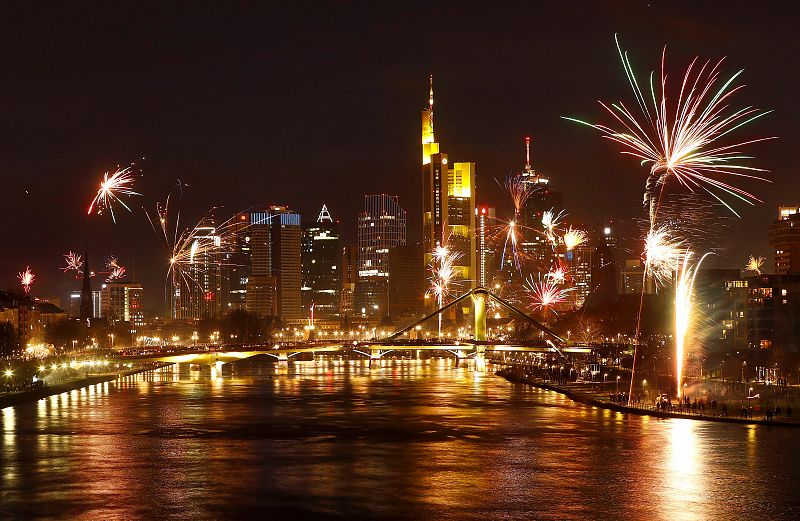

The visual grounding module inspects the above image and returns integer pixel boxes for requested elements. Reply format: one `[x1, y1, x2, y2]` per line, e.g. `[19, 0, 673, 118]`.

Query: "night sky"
[1, 1, 797, 311]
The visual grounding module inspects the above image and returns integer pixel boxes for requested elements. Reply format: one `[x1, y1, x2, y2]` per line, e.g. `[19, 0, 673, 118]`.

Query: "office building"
[356, 195, 406, 319]
[476, 205, 496, 288]
[768, 205, 800, 274]
[269, 206, 303, 323]
[301, 204, 341, 319]
[101, 282, 144, 327]
[340, 244, 358, 318]
[172, 216, 221, 320]
[245, 211, 276, 318]
[388, 244, 425, 322]
[420, 78, 477, 297]
[518, 137, 564, 275]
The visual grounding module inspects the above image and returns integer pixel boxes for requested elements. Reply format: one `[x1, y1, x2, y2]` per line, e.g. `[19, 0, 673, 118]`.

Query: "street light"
[616, 375, 621, 393]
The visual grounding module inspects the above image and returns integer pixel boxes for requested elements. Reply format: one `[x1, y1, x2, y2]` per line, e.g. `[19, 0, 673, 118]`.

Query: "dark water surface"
[2, 359, 799, 520]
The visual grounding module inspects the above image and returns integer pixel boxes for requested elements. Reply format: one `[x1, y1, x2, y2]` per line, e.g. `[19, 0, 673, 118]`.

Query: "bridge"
[113, 288, 593, 369]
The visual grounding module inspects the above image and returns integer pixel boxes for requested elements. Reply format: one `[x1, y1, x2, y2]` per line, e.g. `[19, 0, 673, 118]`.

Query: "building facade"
[475, 204, 496, 288]
[356, 195, 407, 320]
[269, 206, 302, 323]
[768, 205, 800, 275]
[101, 282, 144, 327]
[420, 78, 476, 298]
[301, 204, 341, 320]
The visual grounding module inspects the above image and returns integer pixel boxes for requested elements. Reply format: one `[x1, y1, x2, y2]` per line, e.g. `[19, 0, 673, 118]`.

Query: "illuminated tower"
[420, 77, 477, 302]
[476, 205, 496, 288]
[301, 204, 342, 319]
[356, 194, 407, 320]
[518, 136, 564, 275]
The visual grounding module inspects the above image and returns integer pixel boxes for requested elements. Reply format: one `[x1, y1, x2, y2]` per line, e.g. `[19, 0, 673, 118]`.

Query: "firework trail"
[87, 165, 141, 223]
[146, 183, 246, 311]
[564, 35, 775, 222]
[675, 251, 712, 400]
[503, 174, 536, 216]
[494, 174, 538, 272]
[524, 274, 572, 315]
[18, 266, 35, 293]
[562, 226, 588, 251]
[745, 255, 764, 275]
[427, 244, 464, 336]
[61, 251, 84, 274]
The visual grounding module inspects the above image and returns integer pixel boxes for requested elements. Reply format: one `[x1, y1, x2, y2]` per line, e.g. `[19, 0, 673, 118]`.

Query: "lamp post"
[616, 375, 621, 394]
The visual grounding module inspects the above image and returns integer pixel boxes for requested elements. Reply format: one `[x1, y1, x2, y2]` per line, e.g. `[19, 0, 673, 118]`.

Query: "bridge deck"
[112, 343, 593, 364]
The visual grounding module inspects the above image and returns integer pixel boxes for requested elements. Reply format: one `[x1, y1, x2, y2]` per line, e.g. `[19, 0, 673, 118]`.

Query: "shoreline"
[497, 368, 799, 428]
[0, 364, 170, 409]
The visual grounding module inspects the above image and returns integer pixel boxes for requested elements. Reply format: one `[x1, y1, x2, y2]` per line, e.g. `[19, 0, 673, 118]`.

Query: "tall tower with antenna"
[420, 76, 477, 306]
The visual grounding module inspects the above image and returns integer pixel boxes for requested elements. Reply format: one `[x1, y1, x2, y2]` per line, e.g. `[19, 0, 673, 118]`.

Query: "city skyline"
[0, 3, 796, 309]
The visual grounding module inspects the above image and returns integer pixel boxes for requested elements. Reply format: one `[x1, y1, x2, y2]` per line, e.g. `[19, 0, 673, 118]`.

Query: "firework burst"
[541, 209, 566, 247]
[427, 244, 463, 335]
[524, 274, 572, 315]
[87, 165, 141, 223]
[105, 256, 126, 282]
[745, 255, 764, 275]
[18, 266, 35, 293]
[147, 184, 246, 311]
[565, 35, 775, 221]
[643, 225, 683, 288]
[502, 173, 536, 216]
[61, 251, 84, 274]
[562, 226, 588, 251]
[547, 263, 568, 285]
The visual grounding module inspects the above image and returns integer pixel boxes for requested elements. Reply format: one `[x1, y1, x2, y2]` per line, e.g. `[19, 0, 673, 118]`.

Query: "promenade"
[497, 366, 800, 427]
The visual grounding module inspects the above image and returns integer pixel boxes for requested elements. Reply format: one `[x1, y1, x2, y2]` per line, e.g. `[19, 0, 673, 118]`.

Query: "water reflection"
[0, 359, 798, 519]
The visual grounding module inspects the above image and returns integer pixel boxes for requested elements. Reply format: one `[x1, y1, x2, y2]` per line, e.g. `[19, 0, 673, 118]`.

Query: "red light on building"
[204, 291, 214, 301]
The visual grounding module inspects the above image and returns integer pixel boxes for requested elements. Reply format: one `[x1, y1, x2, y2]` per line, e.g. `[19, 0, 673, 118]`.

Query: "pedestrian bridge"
[114, 287, 592, 367]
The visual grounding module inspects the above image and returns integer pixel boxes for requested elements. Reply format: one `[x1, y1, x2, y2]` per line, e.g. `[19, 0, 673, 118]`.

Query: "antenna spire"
[428, 75, 434, 132]
[317, 204, 333, 223]
[525, 136, 531, 170]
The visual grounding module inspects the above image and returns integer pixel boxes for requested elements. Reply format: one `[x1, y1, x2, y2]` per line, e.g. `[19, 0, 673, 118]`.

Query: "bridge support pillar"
[277, 353, 289, 364]
[473, 289, 487, 342]
[474, 346, 486, 372]
[368, 351, 382, 367]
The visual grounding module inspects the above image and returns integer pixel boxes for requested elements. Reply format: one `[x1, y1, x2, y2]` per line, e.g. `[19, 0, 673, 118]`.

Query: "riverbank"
[0, 364, 170, 409]
[497, 368, 800, 428]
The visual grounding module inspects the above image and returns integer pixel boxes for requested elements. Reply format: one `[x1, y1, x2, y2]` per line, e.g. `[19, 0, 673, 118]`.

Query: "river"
[2, 359, 798, 519]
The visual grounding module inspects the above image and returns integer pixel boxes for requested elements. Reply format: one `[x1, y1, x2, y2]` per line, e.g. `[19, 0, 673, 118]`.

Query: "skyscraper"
[768, 205, 800, 274]
[225, 211, 253, 312]
[270, 205, 303, 323]
[301, 204, 341, 319]
[100, 282, 144, 327]
[172, 216, 221, 320]
[245, 211, 276, 318]
[475, 204, 496, 288]
[388, 244, 425, 323]
[356, 194, 406, 319]
[340, 244, 358, 318]
[518, 137, 564, 275]
[420, 77, 477, 297]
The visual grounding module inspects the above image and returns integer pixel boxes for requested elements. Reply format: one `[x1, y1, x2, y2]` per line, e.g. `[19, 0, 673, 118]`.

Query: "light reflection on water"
[1, 359, 799, 520]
